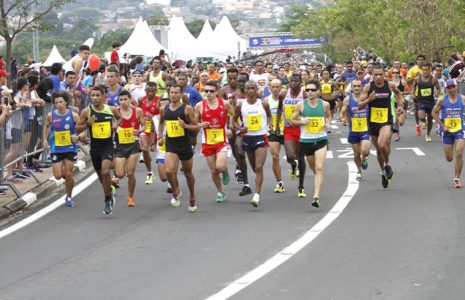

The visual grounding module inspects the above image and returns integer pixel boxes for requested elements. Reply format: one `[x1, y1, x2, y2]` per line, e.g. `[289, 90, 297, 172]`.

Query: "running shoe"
[425, 135, 432, 142]
[453, 178, 463, 188]
[274, 182, 285, 193]
[416, 125, 421, 136]
[311, 197, 320, 208]
[216, 192, 226, 203]
[170, 191, 182, 207]
[381, 173, 389, 189]
[250, 193, 259, 208]
[103, 200, 112, 215]
[421, 122, 426, 130]
[188, 201, 198, 213]
[166, 186, 173, 193]
[289, 165, 298, 180]
[239, 185, 253, 196]
[384, 165, 394, 180]
[111, 186, 116, 209]
[13, 172, 28, 180]
[145, 172, 155, 185]
[395, 135, 401, 142]
[111, 177, 120, 189]
[361, 158, 369, 170]
[356, 172, 363, 181]
[297, 187, 306, 198]
[222, 170, 230, 186]
[127, 197, 135, 207]
[235, 170, 244, 184]
[139, 154, 144, 163]
[65, 197, 74, 208]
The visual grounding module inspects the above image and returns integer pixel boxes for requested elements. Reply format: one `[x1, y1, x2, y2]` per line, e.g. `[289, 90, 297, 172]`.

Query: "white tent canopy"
[211, 16, 246, 57]
[119, 17, 166, 57]
[168, 16, 213, 60]
[43, 45, 66, 67]
[196, 20, 214, 45]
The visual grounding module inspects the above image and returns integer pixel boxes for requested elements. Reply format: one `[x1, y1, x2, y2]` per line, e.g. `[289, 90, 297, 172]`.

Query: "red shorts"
[201, 142, 227, 157]
[283, 127, 300, 142]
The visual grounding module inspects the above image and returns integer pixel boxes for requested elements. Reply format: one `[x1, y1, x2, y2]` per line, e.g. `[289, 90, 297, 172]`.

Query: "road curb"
[0, 158, 93, 221]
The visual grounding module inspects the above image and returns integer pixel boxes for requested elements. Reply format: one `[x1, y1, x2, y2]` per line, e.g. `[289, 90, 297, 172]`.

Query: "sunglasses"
[446, 85, 456, 89]
[306, 88, 318, 92]
[393, 72, 400, 74]
[204, 89, 216, 93]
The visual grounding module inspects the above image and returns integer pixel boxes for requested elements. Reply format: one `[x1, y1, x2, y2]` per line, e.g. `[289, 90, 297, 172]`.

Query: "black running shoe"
[235, 171, 244, 184]
[239, 185, 253, 196]
[384, 165, 393, 180]
[381, 173, 389, 188]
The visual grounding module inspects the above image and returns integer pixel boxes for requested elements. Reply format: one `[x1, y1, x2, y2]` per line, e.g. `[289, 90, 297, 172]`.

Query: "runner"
[341, 79, 371, 180]
[44, 91, 80, 207]
[194, 81, 234, 203]
[390, 68, 407, 141]
[152, 95, 172, 193]
[158, 84, 199, 212]
[291, 79, 331, 207]
[124, 70, 146, 102]
[233, 80, 272, 207]
[277, 74, 307, 197]
[77, 86, 122, 214]
[139, 81, 159, 184]
[358, 64, 404, 188]
[114, 90, 145, 207]
[432, 79, 465, 188]
[320, 69, 339, 120]
[106, 67, 123, 107]
[407, 55, 426, 136]
[147, 56, 169, 97]
[264, 79, 285, 192]
[411, 63, 440, 142]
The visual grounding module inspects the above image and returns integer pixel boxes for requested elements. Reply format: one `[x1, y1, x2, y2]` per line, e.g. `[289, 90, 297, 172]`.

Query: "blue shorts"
[417, 102, 434, 114]
[442, 131, 464, 145]
[348, 132, 370, 144]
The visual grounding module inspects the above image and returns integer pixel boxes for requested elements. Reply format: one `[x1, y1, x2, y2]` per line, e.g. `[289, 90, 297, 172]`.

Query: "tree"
[146, 9, 169, 26]
[0, 0, 73, 73]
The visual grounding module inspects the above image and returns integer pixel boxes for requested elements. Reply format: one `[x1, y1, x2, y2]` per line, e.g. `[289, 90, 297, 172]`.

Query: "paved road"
[1, 120, 465, 300]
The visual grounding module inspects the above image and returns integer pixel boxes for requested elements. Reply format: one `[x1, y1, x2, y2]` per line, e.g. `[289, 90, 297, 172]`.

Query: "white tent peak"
[119, 17, 166, 57]
[197, 20, 214, 44]
[43, 45, 66, 67]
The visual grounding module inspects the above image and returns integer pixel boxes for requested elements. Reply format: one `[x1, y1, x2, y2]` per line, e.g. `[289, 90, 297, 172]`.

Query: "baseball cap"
[445, 79, 457, 87]
[133, 70, 143, 75]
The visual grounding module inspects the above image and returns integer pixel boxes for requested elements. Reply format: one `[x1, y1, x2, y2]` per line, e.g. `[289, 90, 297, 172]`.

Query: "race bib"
[158, 137, 166, 152]
[145, 120, 152, 133]
[284, 104, 296, 120]
[304, 117, 324, 133]
[246, 114, 262, 131]
[55, 130, 72, 147]
[370, 107, 388, 123]
[118, 127, 135, 144]
[272, 115, 284, 131]
[321, 83, 332, 94]
[92, 122, 111, 139]
[166, 120, 185, 137]
[445, 117, 462, 133]
[351, 117, 368, 132]
[206, 128, 224, 145]
[420, 88, 432, 97]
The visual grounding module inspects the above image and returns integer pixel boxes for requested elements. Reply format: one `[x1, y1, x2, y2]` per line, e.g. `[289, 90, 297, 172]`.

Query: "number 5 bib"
[370, 107, 388, 123]
[166, 120, 185, 137]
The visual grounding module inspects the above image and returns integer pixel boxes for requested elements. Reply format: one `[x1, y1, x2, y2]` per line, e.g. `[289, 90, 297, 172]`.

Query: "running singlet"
[300, 99, 327, 143]
[348, 94, 369, 133]
[266, 94, 284, 132]
[441, 94, 464, 133]
[149, 71, 166, 97]
[88, 104, 114, 148]
[140, 96, 160, 133]
[283, 90, 304, 127]
[164, 103, 192, 152]
[368, 80, 392, 124]
[107, 86, 123, 107]
[116, 107, 139, 145]
[49, 109, 77, 154]
[416, 77, 435, 104]
[241, 99, 268, 137]
[320, 80, 333, 94]
[201, 99, 228, 145]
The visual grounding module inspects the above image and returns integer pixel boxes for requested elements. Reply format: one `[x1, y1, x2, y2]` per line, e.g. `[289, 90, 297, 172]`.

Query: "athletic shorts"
[90, 147, 114, 171]
[242, 135, 269, 153]
[417, 102, 434, 114]
[442, 131, 464, 145]
[167, 150, 194, 161]
[348, 132, 370, 144]
[51, 152, 77, 163]
[368, 122, 392, 137]
[324, 100, 336, 111]
[268, 134, 284, 144]
[300, 139, 328, 156]
[115, 142, 140, 158]
[202, 142, 227, 157]
[283, 127, 300, 142]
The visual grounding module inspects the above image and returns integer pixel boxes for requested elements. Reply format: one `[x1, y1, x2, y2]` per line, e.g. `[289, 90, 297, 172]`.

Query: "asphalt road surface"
[1, 120, 465, 300]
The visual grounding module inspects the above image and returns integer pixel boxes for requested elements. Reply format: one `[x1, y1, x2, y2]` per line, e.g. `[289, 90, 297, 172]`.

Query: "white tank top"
[241, 99, 268, 136]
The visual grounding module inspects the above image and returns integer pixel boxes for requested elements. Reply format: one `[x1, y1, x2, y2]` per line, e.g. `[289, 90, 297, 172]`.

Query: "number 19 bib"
[166, 120, 185, 137]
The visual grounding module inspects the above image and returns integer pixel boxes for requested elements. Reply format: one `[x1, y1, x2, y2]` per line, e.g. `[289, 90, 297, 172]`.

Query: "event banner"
[247, 33, 325, 50]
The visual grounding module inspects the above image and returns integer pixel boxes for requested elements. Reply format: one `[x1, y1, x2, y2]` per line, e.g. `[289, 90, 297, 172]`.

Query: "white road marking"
[326, 150, 334, 159]
[331, 124, 339, 129]
[340, 138, 349, 144]
[0, 173, 98, 240]
[396, 147, 426, 156]
[206, 162, 359, 300]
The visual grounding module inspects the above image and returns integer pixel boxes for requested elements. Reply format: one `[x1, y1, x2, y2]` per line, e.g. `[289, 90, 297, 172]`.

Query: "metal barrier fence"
[460, 80, 465, 96]
[0, 103, 53, 197]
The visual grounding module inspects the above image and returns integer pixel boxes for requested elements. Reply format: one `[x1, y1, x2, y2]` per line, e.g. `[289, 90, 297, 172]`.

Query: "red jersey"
[116, 106, 139, 145]
[140, 96, 159, 133]
[201, 98, 227, 146]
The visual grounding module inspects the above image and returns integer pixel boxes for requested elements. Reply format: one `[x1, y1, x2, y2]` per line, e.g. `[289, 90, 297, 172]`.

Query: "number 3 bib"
[370, 107, 388, 123]
[206, 128, 224, 145]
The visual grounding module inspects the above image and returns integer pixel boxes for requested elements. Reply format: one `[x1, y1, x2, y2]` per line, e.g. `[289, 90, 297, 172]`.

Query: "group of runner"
[41, 49, 465, 214]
